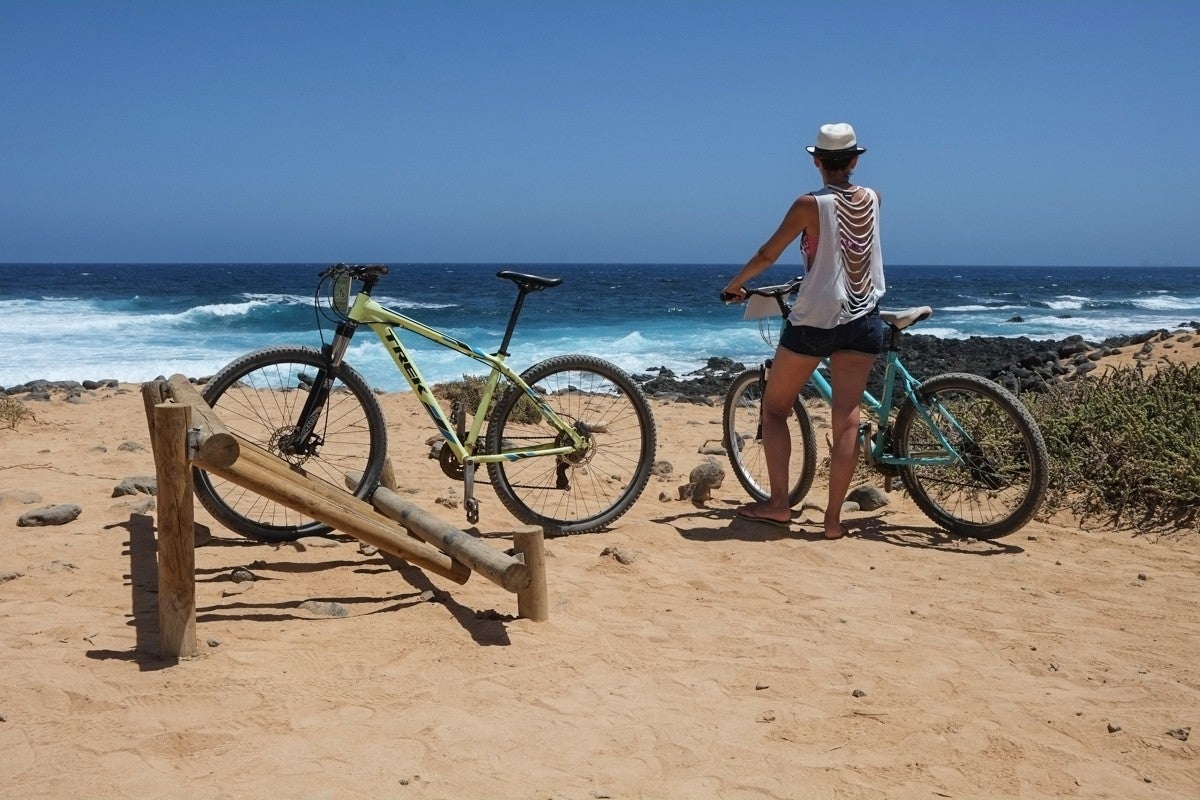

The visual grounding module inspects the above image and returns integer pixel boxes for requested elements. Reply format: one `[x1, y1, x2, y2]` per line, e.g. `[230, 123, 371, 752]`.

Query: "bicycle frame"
[332, 288, 587, 466]
[804, 351, 966, 470]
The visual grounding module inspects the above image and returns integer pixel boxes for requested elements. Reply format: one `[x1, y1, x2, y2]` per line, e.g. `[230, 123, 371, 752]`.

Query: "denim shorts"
[778, 308, 884, 358]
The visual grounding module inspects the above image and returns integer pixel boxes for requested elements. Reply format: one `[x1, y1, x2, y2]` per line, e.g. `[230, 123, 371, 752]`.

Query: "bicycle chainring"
[437, 441, 466, 481]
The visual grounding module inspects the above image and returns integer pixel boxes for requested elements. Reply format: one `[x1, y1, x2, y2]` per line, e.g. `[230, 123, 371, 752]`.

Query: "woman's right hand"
[720, 285, 746, 303]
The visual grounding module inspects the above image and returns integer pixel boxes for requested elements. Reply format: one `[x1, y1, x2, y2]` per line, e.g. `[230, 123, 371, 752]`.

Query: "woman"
[722, 122, 885, 540]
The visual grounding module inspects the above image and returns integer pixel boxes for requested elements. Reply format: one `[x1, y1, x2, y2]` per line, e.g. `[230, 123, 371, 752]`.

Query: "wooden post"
[141, 379, 167, 441]
[149, 401, 198, 658]
[513, 526, 549, 622]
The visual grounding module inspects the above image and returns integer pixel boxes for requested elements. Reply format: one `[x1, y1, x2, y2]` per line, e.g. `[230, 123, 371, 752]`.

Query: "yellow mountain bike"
[194, 264, 657, 542]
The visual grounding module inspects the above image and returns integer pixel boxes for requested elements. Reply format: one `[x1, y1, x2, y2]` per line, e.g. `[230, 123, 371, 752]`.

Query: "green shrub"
[432, 374, 490, 411]
[431, 374, 542, 426]
[0, 395, 33, 430]
[1027, 361, 1200, 531]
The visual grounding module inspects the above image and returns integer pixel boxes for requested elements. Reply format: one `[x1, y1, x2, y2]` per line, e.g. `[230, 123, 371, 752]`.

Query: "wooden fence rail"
[141, 374, 549, 660]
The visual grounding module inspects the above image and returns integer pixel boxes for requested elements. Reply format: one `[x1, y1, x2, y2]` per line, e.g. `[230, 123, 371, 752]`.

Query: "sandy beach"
[2, 341, 1198, 799]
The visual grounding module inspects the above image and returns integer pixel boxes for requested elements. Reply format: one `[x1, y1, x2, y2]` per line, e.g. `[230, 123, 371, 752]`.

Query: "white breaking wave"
[1044, 295, 1089, 310]
[1131, 295, 1199, 311]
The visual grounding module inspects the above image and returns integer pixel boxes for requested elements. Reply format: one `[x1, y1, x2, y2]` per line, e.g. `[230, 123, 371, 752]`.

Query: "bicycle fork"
[282, 323, 356, 458]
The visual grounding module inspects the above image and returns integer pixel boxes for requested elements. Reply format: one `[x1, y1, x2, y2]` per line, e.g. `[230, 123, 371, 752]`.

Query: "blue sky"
[2, 1, 1197, 267]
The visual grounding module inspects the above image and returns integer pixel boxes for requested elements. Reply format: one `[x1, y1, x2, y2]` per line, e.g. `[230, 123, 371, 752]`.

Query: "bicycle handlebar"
[322, 263, 390, 281]
[719, 276, 804, 304]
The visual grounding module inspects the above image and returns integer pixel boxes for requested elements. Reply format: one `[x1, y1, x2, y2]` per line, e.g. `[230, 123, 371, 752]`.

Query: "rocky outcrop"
[635, 325, 1200, 401]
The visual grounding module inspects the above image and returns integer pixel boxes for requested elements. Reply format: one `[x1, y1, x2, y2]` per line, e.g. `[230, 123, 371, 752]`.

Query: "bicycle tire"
[485, 355, 657, 534]
[722, 368, 817, 507]
[894, 372, 1048, 539]
[192, 346, 388, 542]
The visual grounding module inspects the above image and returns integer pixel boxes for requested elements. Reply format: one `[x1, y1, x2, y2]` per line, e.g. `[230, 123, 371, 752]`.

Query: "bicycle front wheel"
[192, 346, 388, 542]
[485, 355, 657, 534]
[722, 368, 817, 506]
[894, 372, 1048, 539]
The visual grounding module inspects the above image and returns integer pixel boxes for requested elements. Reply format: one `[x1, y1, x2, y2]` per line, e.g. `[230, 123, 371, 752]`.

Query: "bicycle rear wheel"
[722, 368, 817, 506]
[894, 372, 1048, 538]
[192, 346, 388, 542]
[485, 355, 656, 534]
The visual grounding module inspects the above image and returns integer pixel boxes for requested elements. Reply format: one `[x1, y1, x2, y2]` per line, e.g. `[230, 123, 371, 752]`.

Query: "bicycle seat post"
[493, 270, 563, 357]
[496, 286, 531, 358]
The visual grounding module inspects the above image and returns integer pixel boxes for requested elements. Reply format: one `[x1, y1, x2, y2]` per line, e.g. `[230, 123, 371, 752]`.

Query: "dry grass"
[1029, 360, 1200, 531]
[0, 395, 33, 430]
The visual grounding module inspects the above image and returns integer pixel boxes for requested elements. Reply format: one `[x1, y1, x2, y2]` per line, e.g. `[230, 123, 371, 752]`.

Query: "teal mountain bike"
[194, 264, 657, 542]
[721, 278, 1049, 539]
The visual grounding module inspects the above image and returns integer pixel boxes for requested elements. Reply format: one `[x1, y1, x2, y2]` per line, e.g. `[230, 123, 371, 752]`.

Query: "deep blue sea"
[2, 263, 1198, 392]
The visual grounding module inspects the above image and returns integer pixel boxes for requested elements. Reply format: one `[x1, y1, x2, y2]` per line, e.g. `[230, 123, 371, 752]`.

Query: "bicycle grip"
[720, 291, 743, 303]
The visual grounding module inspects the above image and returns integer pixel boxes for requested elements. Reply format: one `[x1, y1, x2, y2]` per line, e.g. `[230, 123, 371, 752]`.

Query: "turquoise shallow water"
[2, 262, 1198, 390]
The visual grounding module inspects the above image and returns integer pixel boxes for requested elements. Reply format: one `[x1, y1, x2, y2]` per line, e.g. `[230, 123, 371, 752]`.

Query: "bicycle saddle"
[880, 306, 933, 331]
[496, 270, 563, 292]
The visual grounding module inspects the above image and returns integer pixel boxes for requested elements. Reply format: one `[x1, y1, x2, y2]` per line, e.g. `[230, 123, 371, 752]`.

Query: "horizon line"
[1, 261, 1196, 270]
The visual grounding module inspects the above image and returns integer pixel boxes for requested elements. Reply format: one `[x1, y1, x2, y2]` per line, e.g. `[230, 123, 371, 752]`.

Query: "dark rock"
[17, 504, 83, 527]
[1020, 351, 1055, 369]
[847, 485, 889, 511]
[1058, 335, 1095, 358]
[699, 356, 743, 373]
[600, 545, 635, 565]
[113, 476, 157, 498]
[299, 600, 349, 618]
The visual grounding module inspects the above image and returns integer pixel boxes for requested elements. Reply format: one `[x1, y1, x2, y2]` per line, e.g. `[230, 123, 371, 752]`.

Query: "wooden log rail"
[141, 374, 549, 660]
[346, 474, 548, 620]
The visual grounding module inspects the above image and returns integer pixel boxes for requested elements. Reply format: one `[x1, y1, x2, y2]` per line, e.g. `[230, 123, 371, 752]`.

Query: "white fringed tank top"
[787, 185, 885, 329]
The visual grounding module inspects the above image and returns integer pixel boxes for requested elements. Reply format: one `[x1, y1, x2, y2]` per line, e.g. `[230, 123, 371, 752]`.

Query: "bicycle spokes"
[896, 374, 1048, 538]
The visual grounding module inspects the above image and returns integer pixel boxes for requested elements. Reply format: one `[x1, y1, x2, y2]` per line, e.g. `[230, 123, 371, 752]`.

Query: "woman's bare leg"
[737, 346, 820, 523]
[823, 350, 877, 538]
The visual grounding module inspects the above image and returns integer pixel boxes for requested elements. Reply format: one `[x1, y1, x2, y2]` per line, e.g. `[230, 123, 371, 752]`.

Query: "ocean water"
[2, 262, 1198, 392]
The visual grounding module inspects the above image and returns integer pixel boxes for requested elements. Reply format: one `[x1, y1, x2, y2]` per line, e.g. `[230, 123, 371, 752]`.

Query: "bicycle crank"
[463, 462, 480, 524]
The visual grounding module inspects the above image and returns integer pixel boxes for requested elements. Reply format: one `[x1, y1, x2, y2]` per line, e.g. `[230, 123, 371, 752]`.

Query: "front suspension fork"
[285, 322, 356, 455]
